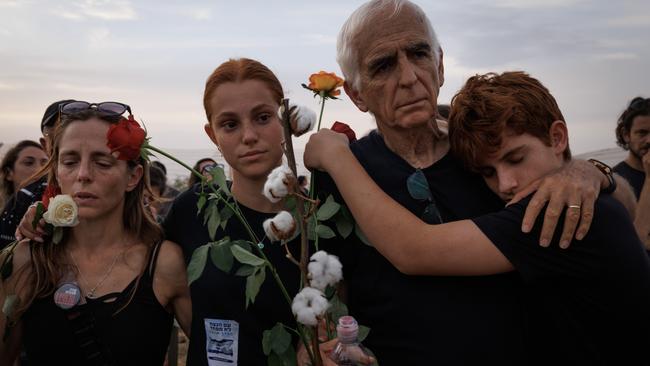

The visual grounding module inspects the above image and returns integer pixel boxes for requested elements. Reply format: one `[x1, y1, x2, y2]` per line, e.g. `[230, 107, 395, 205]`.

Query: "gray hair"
[337, 0, 441, 91]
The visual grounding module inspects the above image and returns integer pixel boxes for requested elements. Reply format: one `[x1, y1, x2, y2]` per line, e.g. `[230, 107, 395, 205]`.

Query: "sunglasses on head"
[59, 101, 132, 117]
[406, 169, 443, 225]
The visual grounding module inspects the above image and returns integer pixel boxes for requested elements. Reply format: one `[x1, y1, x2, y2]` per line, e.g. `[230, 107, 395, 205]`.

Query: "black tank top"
[22, 242, 173, 366]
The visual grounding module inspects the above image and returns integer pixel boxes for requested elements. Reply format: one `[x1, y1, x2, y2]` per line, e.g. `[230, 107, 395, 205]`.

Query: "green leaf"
[262, 323, 292, 356]
[267, 353, 283, 366]
[187, 243, 210, 285]
[327, 294, 349, 323]
[277, 344, 297, 366]
[232, 240, 252, 252]
[211, 167, 231, 196]
[52, 227, 63, 245]
[234, 264, 255, 277]
[358, 325, 371, 342]
[316, 224, 336, 239]
[335, 205, 354, 238]
[355, 223, 373, 247]
[245, 267, 266, 307]
[316, 195, 340, 221]
[219, 205, 234, 230]
[231, 245, 265, 267]
[209, 238, 233, 273]
[207, 205, 221, 241]
[202, 201, 217, 225]
[196, 193, 207, 215]
[269, 323, 292, 355]
[31, 202, 44, 230]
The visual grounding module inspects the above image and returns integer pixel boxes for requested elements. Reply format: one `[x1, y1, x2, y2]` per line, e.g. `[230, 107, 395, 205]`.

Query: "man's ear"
[344, 81, 368, 113]
[549, 120, 569, 154]
[437, 47, 445, 87]
[622, 127, 631, 144]
[204, 123, 219, 146]
[126, 164, 143, 192]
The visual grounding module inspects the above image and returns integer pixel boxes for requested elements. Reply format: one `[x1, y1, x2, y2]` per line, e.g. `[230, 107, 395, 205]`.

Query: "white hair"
[336, 0, 441, 91]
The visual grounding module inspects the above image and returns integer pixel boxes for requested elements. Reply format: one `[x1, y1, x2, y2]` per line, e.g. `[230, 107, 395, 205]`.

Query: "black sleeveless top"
[22, 242, 174, 366]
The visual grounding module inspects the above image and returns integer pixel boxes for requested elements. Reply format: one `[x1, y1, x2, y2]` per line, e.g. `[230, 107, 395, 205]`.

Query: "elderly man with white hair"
[309, 0, 622, 364]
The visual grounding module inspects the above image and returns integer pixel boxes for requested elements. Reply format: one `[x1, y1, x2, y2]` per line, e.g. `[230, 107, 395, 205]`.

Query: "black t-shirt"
[317, 130, 527, 365]
[473, 195, 650, 365]
[0, 178, 47, 248]
[613, 161, 645, 200]
[164, 184, 301, 366]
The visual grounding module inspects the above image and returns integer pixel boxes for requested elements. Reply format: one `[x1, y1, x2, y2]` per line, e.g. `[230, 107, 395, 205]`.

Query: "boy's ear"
[549, 120, 569, 154]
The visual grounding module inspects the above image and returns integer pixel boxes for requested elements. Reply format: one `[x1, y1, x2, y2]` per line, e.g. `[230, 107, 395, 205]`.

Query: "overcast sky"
[0, 0, 648, 156]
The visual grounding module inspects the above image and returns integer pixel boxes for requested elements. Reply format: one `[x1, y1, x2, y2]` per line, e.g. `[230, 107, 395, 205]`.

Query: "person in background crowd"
[614, 97, 650, 249]
[0, 103, 191, 365]
[148, 163, 168, 221]
[187, 157, 219, 187]
[1, 100, 74, 248]
[0, 140, 47, 211]
[149, 161, 180, 219]
[306, 71, 650, 365]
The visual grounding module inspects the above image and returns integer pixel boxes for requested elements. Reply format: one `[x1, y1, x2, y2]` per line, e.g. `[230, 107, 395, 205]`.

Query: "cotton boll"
[291, 287, 329, 326]
[308, 250, 343, 290]
[263, 211, 296, 242]
[290, 104, 317, 137]
[262, 165, 295, 203]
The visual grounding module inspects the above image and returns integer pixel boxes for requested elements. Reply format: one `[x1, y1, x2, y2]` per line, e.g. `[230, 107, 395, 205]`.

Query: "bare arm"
[305, 130, 512, 276]
[153, 241, 192, 336]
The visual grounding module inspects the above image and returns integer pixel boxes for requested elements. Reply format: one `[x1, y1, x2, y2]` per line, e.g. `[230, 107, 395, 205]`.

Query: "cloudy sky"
[0, 0, 648, 156]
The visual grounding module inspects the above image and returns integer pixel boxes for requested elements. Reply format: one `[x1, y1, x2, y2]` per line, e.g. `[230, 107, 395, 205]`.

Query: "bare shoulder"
[154, 241, 186, 279]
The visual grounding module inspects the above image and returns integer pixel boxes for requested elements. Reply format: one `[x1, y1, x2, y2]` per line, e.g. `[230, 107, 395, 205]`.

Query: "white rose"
[43, 195, 79, 227]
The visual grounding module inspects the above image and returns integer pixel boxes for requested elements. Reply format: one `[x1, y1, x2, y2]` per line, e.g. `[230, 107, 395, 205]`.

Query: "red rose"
[106, 115, 146, 161]
[331, 121, 357, 142]
[42, 184, 61, 209]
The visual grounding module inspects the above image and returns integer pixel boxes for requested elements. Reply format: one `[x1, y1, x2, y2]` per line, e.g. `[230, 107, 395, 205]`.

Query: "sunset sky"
[1, 0, 648, 155]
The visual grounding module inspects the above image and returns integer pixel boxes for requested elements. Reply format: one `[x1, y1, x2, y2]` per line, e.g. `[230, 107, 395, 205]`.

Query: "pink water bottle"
[328, 316, 374, 366]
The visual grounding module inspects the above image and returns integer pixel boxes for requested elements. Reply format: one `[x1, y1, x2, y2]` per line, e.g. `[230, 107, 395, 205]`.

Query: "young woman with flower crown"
[162, 58, 307, 366]
[0, 106, 191, 365]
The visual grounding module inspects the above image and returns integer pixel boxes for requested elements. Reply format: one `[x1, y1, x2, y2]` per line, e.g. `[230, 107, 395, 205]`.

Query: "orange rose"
[307, 71, 344, 98]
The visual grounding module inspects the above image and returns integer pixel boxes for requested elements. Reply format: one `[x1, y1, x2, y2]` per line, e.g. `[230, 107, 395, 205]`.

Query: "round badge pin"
[54, 282, 81, 310]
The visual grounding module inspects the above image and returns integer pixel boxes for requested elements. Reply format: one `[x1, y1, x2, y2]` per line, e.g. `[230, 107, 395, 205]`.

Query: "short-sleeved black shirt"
[317, 130, 527, 365]
[473, 194, 650, 364]
[613, 161, 645, 200]
[164, 184, 301, 366]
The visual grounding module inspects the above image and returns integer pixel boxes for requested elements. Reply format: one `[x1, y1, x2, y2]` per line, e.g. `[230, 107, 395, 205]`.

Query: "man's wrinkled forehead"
[353, 4, 431, 53]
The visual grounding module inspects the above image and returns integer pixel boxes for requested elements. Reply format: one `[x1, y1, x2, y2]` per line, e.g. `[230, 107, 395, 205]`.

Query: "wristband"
[588, 159, 616, 194]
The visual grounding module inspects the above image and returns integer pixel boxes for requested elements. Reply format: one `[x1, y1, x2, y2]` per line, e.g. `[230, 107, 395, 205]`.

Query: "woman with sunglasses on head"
[188, 157, 219, 187]
[163, 58, 302, 366]
[0, 103, 191, 365]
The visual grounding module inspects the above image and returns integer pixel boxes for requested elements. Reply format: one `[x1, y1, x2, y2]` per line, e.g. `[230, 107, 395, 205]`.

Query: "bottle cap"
[337, 315, 359, 343]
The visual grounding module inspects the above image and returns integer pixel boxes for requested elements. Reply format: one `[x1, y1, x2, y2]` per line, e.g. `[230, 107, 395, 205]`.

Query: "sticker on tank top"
[205, 318, 239, 366]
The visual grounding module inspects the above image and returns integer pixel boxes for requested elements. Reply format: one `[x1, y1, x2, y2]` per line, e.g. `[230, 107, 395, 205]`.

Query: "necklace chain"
[69, 248, 125, 299]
